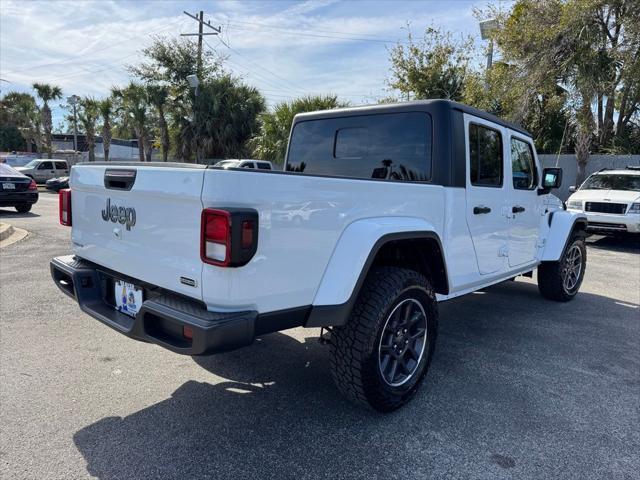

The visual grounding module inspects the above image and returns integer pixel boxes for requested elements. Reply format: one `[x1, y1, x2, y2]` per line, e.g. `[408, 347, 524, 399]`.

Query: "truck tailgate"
[70, 164, 205, 301]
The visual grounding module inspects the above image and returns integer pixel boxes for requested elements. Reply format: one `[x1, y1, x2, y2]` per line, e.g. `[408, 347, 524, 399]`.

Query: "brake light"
[201, 209, 231, 266]
[27, 179, 37, 190]
[59, 189, 72, 226]
[200, 208, 259, 267]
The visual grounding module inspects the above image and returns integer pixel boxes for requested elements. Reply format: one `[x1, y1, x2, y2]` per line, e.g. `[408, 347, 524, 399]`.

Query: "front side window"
[38, 161, 53, 170]
[469, 123, 503, 187]
[511, 138, 537, 190]
[286, 112, 432, 182]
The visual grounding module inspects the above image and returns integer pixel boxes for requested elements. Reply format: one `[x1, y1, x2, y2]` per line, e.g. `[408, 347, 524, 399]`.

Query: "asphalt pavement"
[1, 193, 639, 480]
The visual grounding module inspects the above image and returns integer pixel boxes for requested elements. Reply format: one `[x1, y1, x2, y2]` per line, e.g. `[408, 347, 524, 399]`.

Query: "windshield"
[23, 159, 40, 168]
[581, 174, 640, 191]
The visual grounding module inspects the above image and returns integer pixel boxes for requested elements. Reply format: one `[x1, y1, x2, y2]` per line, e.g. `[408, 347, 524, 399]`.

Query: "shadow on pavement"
[586, 234, 640, 254]
[0, 208, 40, 218]
[73, 281, 639, 480]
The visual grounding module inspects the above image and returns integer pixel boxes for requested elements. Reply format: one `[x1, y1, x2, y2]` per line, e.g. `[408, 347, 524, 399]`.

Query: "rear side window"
[256, 162, 272, 170]
[55, 162, 67, 169]
[286, 112, 432, 182]
[510, 138, 536, 190]
[469, 123, 503, 187]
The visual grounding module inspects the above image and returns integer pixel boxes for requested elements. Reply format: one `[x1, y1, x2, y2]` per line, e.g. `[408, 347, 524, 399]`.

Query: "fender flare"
[541, 210, 588, 262]
[306, 217, 447, 327]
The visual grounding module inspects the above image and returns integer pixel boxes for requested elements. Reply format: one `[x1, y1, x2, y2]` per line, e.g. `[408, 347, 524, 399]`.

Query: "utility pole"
[181, 11, 221, 77]
[67, 95, 80, 164]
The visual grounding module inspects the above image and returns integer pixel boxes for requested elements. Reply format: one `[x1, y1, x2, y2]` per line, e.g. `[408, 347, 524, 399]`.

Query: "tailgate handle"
[104, 169, 136, 191]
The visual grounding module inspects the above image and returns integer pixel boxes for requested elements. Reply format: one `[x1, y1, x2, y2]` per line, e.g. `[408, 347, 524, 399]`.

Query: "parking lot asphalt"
[1, 193, 639, 480]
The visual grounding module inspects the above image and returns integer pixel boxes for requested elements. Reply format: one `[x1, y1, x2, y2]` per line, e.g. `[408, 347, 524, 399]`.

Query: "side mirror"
[538, 167, 562, 195]
[568, 186, 577, 193]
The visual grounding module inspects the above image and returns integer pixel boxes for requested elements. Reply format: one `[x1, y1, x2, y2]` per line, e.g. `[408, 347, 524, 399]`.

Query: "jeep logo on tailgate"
[101, 198, 136, 230]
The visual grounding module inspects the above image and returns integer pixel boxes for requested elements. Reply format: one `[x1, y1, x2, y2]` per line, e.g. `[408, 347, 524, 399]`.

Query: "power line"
[218, 17, 401, 43]
[227, 21, 399, 44]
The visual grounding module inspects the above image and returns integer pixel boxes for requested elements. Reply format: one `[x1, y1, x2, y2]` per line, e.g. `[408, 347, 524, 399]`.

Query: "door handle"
[512, 206, 526, 214]
[473, 206, 491, 215]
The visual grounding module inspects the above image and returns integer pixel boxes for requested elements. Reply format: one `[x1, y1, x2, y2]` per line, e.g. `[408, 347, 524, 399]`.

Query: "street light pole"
[67, 95, 80, 163]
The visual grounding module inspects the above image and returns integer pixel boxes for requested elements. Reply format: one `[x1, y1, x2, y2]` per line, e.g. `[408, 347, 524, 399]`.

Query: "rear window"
[0, 163, 21, 176]
[286, 112, 432, 182]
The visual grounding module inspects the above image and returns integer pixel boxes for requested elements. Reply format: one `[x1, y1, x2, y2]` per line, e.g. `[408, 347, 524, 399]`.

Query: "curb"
[0, 223, 28, 248]
[0, 222, 14, 241]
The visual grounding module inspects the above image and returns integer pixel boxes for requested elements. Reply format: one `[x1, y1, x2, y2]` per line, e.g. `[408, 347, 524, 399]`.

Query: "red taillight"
[27, 179, 37, 191]
[241, 220, 253, 249]
[201, 209, 231, 266]
[200, 208, 259, 267]
[59, 189, 72, 226]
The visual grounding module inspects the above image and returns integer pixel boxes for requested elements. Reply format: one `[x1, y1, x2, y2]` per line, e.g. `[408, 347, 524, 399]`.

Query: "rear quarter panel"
[201, 170, 446, 313]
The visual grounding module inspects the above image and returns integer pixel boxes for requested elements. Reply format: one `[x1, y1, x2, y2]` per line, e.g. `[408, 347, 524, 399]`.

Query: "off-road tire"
[538, 233, 586, 302]
[330, 267, 438, 412]
[15, 204, 32, 213]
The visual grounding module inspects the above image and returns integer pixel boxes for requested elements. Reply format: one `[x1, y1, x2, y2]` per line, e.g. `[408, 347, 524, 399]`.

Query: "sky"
[0, 0, 512, 130]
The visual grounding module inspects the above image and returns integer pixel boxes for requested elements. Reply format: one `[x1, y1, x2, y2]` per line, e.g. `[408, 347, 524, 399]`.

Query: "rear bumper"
[50, 255, 257, 355]
[0, 192, 38, 206]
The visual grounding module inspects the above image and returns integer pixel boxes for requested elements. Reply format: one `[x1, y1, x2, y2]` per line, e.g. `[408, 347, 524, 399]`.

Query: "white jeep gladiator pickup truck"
[51, 100, 587, 412]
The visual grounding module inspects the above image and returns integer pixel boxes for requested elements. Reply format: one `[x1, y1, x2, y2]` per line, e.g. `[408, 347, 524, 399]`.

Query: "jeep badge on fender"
[101, 198, 136, 230]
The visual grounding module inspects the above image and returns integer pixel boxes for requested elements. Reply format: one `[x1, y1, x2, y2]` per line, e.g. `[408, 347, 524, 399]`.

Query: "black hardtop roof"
[293, 99, 531, 137]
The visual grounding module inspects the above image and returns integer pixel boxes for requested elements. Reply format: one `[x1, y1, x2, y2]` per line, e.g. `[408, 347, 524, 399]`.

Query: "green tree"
[128, 36, 222, 86]
[98, 99, 114, 162]
[146, 85, 170, 161]
[177, 76, 265, 162]
[493, 0, 640, 182]
[0, 124, 26, 151]
[112, 83, 151, 162]
[0, 92, 41, 152]
[249, 95, 346, 164]
[387, 26, 475, 101]
[78, 98, 100, 162]
[32, 83, 63, 158]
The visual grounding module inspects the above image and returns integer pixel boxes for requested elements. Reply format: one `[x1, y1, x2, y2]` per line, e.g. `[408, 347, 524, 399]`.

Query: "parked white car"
[566, 167, 640, 234]
[214, 159, 274, 170]
[51, 100, 586, 412]
[16, 159, 69, 183]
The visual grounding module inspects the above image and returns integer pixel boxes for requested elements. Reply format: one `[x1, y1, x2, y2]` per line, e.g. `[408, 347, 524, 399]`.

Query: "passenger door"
[464, 116, 510, 275]
[54, 161, 69, 177]
[507, 134, 542, 267]
[36, 161, 55, 182]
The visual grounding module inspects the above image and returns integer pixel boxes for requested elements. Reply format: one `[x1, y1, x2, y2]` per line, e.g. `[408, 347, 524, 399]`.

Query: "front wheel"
[15, 204, 32, 213]
[537, 234, 586, 301]
[330, 267, 438, 412]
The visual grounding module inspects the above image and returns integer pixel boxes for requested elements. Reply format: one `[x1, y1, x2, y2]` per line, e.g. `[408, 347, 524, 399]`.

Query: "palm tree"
[32, 83, 62, 158]
[78, 97, 100, 161]
[249, 95, 346, 164]
[98, 98, 113, 161]
[146, 85, 170, 161]
[112, 83, 149, 162]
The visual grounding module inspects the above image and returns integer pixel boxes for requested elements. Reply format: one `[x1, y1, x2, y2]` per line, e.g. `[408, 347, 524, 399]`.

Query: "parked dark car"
[0, 163, 39, 213]
[45, 176, 69, 192]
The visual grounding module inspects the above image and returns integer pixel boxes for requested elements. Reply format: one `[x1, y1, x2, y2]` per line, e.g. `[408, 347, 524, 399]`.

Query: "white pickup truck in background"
[51, 100, 587, 412]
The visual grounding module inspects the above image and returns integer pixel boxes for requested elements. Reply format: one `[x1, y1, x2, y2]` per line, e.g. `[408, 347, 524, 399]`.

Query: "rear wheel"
[15, 204, 32, 213]
[330, 267, 438, 412]
[538, 233, 586, 301]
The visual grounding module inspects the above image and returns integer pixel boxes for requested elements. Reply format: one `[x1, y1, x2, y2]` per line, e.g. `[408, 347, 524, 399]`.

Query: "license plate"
[2, 183, 15, 190]
[114, 280, 143, 317]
